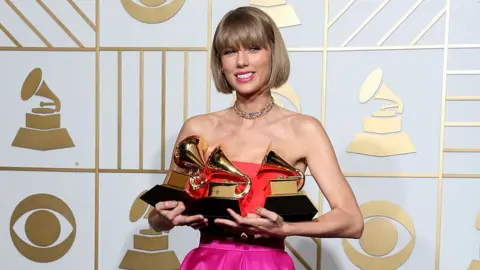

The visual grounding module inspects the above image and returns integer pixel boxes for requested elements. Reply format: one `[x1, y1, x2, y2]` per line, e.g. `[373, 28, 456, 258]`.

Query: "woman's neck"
[234, 90, 273, 113]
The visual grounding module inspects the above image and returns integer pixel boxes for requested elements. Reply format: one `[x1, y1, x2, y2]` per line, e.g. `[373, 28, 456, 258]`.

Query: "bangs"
[214, 11, 273, 53]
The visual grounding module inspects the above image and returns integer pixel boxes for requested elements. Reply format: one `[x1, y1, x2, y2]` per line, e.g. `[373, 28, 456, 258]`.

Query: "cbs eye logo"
[10, 193, 76, 263]
[121, 0, 186, 24]
[342, 200, 415, 270]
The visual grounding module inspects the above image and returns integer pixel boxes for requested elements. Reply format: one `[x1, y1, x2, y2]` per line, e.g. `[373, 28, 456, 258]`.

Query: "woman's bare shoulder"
[179, 111, 226, 138]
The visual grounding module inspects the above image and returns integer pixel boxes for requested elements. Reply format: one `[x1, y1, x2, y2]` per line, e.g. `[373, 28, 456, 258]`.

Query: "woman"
[148, 6, 364, 269]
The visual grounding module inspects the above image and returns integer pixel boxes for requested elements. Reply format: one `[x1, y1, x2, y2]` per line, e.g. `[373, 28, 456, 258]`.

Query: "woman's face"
[220, 44, 271, 96]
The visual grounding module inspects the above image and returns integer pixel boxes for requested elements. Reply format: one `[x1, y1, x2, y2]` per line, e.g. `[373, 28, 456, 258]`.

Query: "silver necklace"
[233, 96, 275, 119]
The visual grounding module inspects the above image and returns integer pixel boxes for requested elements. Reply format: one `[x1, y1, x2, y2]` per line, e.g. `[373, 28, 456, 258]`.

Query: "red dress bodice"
[186, 161, 299, 216]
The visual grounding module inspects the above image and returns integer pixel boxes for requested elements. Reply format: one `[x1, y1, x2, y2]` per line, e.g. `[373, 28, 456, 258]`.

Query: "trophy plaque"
[184, 144, 251, 220]
[260, 148, 318, 222]
[140, 136, 208, 207]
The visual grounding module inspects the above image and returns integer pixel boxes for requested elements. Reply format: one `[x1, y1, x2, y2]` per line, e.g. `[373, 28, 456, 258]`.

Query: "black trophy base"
[184, 197, 241, 220]
[139, 185, 191, 207]
[264, 195, 318, 222]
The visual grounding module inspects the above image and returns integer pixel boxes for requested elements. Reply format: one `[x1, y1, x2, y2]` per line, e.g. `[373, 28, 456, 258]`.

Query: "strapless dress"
[179, 161, 297, 270]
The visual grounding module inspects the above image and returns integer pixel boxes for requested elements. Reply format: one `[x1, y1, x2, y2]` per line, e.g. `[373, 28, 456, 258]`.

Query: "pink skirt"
[180, 234, 295, 270]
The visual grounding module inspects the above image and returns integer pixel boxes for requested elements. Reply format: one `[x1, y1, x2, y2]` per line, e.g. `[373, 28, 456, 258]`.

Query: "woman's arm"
[286, 115, 364, 239]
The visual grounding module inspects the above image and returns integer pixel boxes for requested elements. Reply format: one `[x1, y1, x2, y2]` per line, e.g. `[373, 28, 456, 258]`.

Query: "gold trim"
[446, 96, 480, 101]
[67, 0, 95, 31]
[139, 51, 144, 170]
[118, 51, 123, 169]
[37, 0, 84, 48]
[184, 51, 189, 122]
[0, 23, 22, 47]
[206, 0, 212, 113]
[285, 241, 313, 270]
[410, 7, 446, 46]
[443, 174, 480, 178]
[445, 122, 480, 127]
[444, 148, 480, 152]
[340, 0, 390, 47]
[95, 0, 100, 269]
[5, 0, 52, 47]
[436, 1, 450, 269]
[161, 50, 166, 170]
[377, 0, 423, 46]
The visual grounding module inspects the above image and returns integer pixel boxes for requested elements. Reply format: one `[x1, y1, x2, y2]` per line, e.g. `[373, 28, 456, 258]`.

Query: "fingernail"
[169, 201, 178, 207]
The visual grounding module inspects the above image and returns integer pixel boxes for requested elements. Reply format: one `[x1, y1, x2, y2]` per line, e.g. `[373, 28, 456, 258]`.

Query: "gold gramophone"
[120, 191, 180, 270]
[140, 135, 208, 207]
[184, 144, 252, 220]
[347, 68, 415, 157]
[12, 68, 74, 151]
[259, 145, 317, 222]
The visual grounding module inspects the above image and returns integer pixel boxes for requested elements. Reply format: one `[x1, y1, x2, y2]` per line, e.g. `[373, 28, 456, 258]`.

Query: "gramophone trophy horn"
[173, 135, 208, 191]
[259, 147, 305, 191]
[183, 145, 252, 221]
[205, 145, 251, 199]
[259, 146, 317, 222]
[140, 135, 209, 207]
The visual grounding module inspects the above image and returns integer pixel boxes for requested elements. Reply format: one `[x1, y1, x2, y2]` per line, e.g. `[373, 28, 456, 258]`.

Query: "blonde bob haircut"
[211, 6, 290, 94]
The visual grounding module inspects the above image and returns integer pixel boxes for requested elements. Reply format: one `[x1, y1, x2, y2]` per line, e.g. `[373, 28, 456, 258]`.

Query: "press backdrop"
[1, 0, 479, 269]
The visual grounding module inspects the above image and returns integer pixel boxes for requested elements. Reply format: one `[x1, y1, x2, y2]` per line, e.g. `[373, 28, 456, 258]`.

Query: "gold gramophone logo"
[468, 212, 480, 270]
[343, 201, 415, 270]
[11, 68, 74, 151]
[10, 193, 76, 263]
[121, 0, 186, 24]
[249, 0, 301, 28]
[347, 68, 416, 157]
[119, 190, 180, 270]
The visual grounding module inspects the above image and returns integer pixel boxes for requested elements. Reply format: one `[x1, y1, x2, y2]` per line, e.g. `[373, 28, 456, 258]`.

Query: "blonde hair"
[210, 6, 290, 94]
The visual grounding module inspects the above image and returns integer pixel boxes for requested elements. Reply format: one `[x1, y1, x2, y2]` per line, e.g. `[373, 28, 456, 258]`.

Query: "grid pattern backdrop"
[1, 0, 479, 269]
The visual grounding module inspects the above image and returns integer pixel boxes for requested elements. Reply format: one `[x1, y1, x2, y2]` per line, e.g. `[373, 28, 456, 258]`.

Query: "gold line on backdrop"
[140, 51, 145, 170]
[436, 0, 451, 269]
[94, 0, 100, 269]
[118, 51, 123, 169]
[184, 51, 189, 122]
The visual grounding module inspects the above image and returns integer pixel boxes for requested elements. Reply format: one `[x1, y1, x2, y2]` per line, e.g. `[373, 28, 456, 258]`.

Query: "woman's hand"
[149, 201, 208, 231]
[214, 207, 291, 239]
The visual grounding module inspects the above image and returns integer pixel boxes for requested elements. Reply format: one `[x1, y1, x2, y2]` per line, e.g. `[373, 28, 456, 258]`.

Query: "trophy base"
[264, 194, 318, 222]
[139, 185, 191, 207]
[184, 197, 241, 220]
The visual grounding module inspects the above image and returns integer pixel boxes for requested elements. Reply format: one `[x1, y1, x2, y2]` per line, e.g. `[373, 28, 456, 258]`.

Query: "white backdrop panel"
[325, 49, 443, 174]
[100, 0, 208, 47]
[321, 177, 438, 270]
[439, 178, 480, 270]
[327, 0, 446, 47]
[0, 171, 95, 270]
[0, 52, 96, 169]
[98, 173, 200, 269]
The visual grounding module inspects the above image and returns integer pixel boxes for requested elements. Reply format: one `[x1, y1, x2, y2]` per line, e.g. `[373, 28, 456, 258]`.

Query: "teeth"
[237, 72, 252, 79]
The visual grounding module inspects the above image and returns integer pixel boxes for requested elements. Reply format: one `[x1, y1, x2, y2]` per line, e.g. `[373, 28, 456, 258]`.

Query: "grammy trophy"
[260, 146, 318, 222]
[140, 136, 208, 207]
[184, 144, 252, 220]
